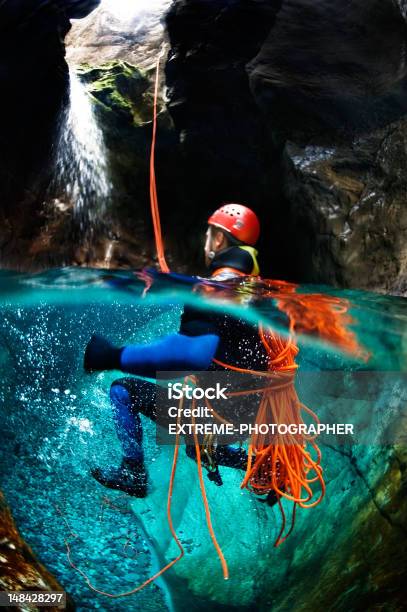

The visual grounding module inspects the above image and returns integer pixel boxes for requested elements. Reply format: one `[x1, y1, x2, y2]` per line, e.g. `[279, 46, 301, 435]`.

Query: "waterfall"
[51, 68, 112, 234]
[50, 0, 173, 240]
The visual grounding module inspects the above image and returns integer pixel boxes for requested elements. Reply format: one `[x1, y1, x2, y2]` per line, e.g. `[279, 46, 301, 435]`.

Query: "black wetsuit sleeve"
[209, 247, 254, 275]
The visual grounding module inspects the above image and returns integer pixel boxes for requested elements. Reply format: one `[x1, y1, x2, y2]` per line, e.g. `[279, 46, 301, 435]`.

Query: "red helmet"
[208, 203, 260, 246]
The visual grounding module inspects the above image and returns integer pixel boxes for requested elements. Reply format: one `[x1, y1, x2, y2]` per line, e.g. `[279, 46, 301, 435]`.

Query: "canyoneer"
[84, 203, 281, 504]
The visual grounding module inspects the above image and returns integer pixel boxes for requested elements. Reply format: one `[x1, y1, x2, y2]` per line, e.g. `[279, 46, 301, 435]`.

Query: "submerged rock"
[0, 490, 75, 610]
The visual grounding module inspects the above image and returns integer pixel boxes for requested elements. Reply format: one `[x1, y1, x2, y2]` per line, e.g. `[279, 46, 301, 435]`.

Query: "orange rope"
[187, 378, 229, 580]
[150, 56, 170, 273]
[146, 50, 330, 553]
[193, 438, 229, 580]
[212, 321, 326, 547]
[144, 48, 366, 550]
[58, 403, 185, 598]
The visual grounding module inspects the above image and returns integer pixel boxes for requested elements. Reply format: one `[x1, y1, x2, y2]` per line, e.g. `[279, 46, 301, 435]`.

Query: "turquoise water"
[0, 268, 405, 611]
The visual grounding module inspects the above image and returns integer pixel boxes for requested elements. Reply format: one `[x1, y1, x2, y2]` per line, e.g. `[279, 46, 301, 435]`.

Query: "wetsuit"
[105, 246, 268, 470]
[85, 246, 274, 494]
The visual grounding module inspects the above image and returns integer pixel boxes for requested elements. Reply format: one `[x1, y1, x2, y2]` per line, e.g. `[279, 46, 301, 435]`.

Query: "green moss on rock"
[76, 61, 151, 124]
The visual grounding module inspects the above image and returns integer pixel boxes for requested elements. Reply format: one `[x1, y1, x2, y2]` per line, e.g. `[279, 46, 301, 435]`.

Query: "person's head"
[204, 203, 260, 266]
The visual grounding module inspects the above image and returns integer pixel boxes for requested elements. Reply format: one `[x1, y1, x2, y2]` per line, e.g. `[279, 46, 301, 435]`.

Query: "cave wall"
[66, 0, 172, 71]
[164, 0, 283, 273]
[165, 0, 407, 291]
[249, 0, 407, 134]
[248, 0, 407, 293]
[281, 123, 407, 292]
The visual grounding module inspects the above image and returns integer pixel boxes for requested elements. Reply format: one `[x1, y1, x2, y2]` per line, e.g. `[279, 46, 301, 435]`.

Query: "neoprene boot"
[84, 334, 123, 372]
[91, 457, 148, 497]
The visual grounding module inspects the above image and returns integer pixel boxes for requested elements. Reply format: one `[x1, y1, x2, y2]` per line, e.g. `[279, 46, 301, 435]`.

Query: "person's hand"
[84, 335, 123, 372]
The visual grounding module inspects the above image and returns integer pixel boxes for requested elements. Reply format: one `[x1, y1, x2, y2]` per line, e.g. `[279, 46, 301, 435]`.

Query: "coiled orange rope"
[213, 322, 326, 547]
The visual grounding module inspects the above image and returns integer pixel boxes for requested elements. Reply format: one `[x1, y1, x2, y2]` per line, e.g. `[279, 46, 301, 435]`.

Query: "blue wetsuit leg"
[110, 378, 156, 461]
[110, 377, 248, 470]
